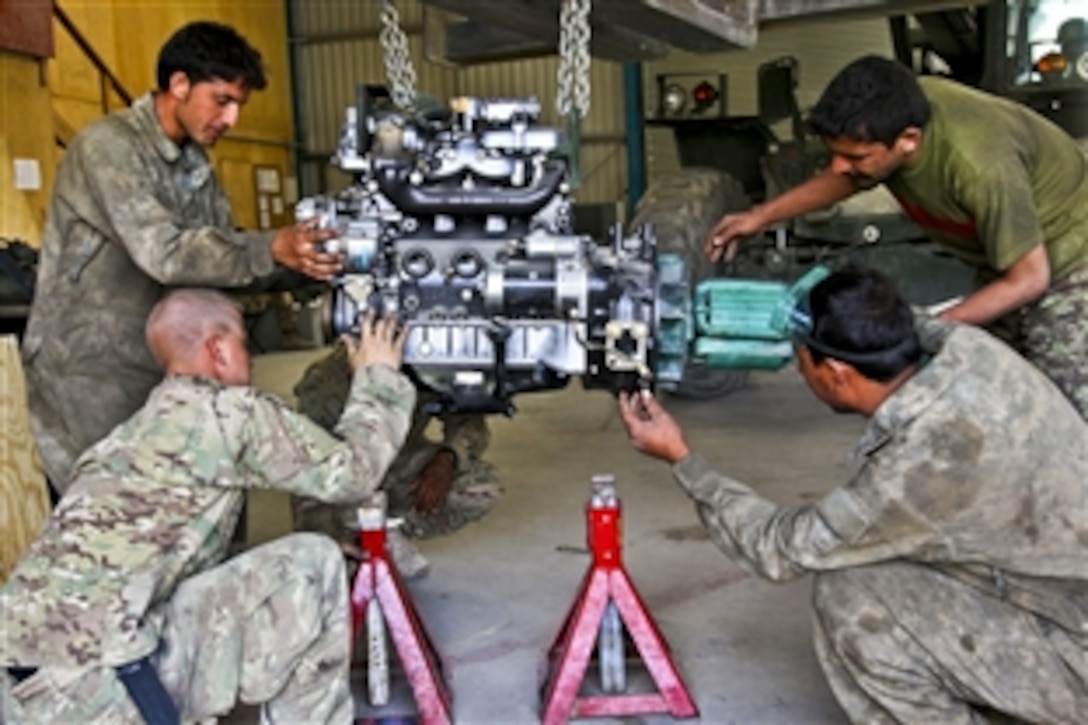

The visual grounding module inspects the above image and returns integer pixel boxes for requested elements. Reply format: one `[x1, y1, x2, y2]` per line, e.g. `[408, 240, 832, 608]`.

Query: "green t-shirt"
[885, 76, 1088, 283]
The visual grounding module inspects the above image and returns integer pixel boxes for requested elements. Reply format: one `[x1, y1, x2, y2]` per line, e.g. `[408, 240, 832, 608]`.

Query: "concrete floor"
[247, 348, 864, 723]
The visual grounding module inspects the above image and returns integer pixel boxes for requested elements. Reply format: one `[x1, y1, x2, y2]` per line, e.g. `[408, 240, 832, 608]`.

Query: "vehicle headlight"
[663, 84, 687, 115]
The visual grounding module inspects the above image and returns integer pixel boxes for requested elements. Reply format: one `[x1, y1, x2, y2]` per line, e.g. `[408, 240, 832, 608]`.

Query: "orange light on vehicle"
[1036, 52, 1069, 74]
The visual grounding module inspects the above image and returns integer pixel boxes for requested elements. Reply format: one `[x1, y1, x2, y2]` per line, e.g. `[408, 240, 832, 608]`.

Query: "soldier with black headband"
[618, 264, 1088, 723]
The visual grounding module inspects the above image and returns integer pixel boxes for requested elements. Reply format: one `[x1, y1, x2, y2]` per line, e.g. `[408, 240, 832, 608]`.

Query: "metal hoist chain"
[556, 0, 592, 189]
[556, 0, 592, 118]
[379, 0, 418, 110]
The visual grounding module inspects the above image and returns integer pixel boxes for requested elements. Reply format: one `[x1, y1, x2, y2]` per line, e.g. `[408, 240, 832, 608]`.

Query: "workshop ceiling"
[420, 0, 989, 63]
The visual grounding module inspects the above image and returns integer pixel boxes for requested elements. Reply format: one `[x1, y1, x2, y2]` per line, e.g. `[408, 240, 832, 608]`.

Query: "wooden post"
[0, 335, 51, 583]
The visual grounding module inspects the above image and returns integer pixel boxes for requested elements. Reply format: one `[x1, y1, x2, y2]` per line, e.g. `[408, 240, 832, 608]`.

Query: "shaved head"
[146, 288, 243, 370]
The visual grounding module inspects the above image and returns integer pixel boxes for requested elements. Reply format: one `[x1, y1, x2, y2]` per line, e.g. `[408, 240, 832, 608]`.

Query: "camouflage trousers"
[380, 439, 501, 538]
[2, 534, 353, 724]
[293, 440, 502, 541]
[812, 562, 1088, 723]
[291, 344, 502, 541]
[1020, 265, 1088, 419]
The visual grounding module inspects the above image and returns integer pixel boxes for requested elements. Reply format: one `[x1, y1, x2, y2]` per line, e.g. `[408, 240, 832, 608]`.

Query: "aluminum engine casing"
[297, 90, 688, 414]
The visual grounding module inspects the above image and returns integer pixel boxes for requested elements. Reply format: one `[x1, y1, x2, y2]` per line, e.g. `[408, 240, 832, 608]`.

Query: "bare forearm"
[754, 169, 856, 226]
[941, 280, 1042, 326]
[940, 245, 1050, 326]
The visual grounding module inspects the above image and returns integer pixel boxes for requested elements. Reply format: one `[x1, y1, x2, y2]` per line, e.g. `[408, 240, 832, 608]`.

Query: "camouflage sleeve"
[233, 363, 416, 502]
[671, 451, 948, 583]
[77, 128, 276, 285]
[913, 313, 955, 355]
[293, 344, 352, 432]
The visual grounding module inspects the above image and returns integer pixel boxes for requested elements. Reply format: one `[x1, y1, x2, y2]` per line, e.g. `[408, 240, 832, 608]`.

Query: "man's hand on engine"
[617, 390, 691, 464]
[271, 220, 342, 281]
[343, 311, 408, 371]
[410, 449, 456, 514]
[704, 209, 766, 263]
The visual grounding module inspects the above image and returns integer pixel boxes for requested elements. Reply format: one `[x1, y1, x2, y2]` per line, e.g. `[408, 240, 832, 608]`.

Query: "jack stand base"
[350, 500, 452, 725]
[540, 475, 698, 724]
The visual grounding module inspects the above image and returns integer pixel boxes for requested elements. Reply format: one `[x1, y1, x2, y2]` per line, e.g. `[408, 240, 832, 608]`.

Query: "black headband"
[797, 333, 918, 368]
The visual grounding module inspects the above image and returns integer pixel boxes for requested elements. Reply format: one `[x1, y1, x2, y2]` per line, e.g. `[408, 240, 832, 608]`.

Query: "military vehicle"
[902, 2, 1086, 137]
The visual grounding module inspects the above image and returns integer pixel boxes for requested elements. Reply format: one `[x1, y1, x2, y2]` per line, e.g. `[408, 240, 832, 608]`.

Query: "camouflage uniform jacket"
[21, 92, 278, 486]
[292, 342, 489, 473]
[673, 319, 1088, 633]
[0, 364, 415, 669]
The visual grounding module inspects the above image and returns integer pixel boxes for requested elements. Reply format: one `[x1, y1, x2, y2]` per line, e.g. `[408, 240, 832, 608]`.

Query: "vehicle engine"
[297, 89, 690, 415]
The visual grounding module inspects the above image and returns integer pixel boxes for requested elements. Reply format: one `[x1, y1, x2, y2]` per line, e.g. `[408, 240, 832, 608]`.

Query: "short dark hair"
[807, 55, 930, 146]
[156, 21, 267, 92]
[802, 264, 923, 382]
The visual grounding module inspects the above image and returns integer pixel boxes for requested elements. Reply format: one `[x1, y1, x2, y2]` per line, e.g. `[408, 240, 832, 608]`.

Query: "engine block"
[296, 88, 689, 415]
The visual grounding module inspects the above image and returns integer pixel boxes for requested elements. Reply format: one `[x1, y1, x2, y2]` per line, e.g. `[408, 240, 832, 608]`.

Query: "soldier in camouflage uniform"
[619, 265, 1088, 722]
[292, 342, 502, 547]
[1, 289, 414, 723]
[21, 21, 342, 492]
[706, 56, 1088, 418]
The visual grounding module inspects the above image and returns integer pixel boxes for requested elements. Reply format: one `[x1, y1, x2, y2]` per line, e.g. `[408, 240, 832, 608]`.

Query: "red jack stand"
[349, 494, 452, 724]
[541, 475, 698, 724]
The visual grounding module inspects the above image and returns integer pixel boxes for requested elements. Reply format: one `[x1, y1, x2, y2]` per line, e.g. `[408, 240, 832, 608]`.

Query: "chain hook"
[379, 0, 418, 110]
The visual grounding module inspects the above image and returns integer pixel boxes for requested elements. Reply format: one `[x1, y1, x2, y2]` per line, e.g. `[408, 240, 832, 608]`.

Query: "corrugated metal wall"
[290, 2, 894, 208]
[289, 0, 627, 206]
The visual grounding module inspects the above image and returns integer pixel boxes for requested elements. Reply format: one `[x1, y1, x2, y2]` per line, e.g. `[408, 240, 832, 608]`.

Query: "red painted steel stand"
[540, 475, 698, 724]
[350, 496, 452, 725]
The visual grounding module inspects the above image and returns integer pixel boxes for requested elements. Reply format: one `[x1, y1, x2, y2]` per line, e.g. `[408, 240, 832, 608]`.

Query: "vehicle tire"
[629, 168, 752, 399]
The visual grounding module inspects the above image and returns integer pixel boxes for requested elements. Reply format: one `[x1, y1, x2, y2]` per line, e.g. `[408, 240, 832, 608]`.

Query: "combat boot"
[386, 527, 430, 580]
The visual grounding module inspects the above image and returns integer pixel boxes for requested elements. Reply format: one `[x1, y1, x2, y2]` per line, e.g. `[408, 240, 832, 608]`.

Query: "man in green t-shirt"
[705, 55, 1088, 418]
